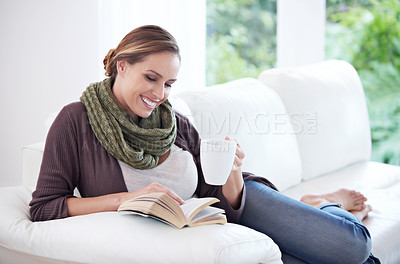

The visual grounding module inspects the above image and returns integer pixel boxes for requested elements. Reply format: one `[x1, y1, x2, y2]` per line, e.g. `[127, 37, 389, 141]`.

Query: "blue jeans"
[240, 181, 381, 264]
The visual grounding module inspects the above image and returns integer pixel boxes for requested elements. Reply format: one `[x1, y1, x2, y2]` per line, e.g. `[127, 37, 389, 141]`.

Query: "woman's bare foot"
[300, 188, 367, 211]
[350, 204, 372, 221]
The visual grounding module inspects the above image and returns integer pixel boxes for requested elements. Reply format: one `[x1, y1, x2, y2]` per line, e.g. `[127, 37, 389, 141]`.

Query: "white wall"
[99, 0, 206, 95]
[1, 0, 326, 186]
[277, 0, 326, 67]
[0, 0, 205, 186]
[0, 0, 100, 187]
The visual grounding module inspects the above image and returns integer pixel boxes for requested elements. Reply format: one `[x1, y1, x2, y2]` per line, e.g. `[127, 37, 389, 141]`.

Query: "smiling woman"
[30, 25, 188, 220]
[27, 24, 381, 264]
[30, 25, 251, 224]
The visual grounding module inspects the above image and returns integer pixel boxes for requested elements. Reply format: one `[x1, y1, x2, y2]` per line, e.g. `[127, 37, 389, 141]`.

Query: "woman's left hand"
[225, 136, 245, 173]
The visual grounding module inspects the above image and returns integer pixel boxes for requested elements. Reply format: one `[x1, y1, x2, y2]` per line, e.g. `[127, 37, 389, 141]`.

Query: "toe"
[355, 203, 366, 211]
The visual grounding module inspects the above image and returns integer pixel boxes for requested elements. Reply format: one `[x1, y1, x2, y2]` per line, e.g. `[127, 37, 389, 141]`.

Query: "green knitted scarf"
[80, 78, 177, 170]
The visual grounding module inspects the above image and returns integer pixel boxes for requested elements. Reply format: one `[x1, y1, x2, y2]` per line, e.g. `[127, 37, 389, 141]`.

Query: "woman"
[30, 25, 379, 264]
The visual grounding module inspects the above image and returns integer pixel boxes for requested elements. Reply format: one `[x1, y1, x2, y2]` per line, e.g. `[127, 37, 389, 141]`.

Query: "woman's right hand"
[67, 182, 183, 217]
[122, 182, 184, 205]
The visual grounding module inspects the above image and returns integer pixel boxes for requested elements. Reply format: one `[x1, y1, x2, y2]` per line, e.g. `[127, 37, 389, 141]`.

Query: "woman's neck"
[127, 110, 139, 125]
[111, 81, 139, 125]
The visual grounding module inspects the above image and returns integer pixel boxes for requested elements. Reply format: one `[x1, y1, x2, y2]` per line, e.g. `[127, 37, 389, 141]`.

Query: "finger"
[225, 136, 238, 145]
[148, 182, 184, 205]
[165, 189, 184, 205]
[225, 136, 240, 149]
[229, 137, 239, 145]
[234, 155, 243, 167]
[234, 142, 245, 161]
[235, 146, 245, 159]
[225, 136, 245, 161]
[156, 185, 184, 205]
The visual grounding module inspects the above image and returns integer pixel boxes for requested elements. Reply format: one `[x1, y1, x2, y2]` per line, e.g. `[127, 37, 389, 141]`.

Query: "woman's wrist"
[66, 192, 129, 217]
[111, 192, 128, 209]
[222, 169, 244, 209]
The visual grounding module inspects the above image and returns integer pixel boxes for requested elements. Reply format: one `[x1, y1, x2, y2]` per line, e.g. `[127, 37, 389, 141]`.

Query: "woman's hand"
[226, 136, 245, 172]
[222, 136, 245, 209]
[66, 182, 183, 217]
[122, 182, 184, 205]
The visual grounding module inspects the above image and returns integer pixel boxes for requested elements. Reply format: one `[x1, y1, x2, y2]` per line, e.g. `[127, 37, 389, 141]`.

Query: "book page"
[180, 197, 219, 222]
[189, 207, 227, 227]
[119, 210, 180, 228]
[118, 193, 186, 228]
[190, 206, 225, 222]
[118, 193, 225, 229]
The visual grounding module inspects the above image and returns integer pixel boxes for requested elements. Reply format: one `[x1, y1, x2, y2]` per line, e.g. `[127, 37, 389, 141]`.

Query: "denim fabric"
[239, 181, 381, 264]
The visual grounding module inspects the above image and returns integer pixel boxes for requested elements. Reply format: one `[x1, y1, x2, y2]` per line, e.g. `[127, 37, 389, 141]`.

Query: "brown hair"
[103, 25, 181, 80]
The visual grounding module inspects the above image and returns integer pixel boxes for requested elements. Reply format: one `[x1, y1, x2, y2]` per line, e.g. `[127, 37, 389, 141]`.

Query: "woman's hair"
[103, 25, 181, 80]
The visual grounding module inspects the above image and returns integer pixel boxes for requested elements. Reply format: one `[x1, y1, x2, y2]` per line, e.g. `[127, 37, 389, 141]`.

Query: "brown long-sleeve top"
[29, 102, 277, 223]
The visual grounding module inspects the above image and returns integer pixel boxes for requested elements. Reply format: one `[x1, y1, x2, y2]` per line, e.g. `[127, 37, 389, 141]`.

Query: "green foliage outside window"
[206, 0, 277, 86]
[326, 0, 400, 165]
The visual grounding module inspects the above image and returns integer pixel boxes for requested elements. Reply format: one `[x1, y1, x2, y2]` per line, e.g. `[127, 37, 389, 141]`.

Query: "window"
[206, 0, 277, 86]
[326, 0, 400, 165]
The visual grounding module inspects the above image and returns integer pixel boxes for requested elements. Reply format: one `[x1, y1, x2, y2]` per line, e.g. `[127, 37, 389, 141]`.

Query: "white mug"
[200, 139, 237, 185]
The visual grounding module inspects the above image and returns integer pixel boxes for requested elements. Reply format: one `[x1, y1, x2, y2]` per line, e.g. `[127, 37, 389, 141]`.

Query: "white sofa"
[1, 60, 399, 263]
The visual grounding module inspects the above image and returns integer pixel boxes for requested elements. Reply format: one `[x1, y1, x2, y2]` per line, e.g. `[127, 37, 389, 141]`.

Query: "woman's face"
[113, 52, 180, 122]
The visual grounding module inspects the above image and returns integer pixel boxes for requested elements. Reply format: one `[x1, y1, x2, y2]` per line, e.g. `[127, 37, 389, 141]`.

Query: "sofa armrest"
[22, 143, 44, 191]
[0, 186, 282, 264]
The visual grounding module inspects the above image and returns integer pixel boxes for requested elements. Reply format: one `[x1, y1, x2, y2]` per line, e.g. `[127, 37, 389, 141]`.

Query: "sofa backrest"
[177, 78, 302, 191]
[258, 60, 371, 180]
[22, 60, 371, 193]
[23, 85, 302, 192]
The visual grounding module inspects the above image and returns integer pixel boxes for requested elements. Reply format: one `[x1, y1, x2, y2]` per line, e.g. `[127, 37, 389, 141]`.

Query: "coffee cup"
[200, 139, 237, 185]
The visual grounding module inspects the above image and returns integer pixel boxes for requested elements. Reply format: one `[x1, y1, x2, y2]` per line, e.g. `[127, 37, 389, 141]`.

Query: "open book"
[117, 192, 227, 229]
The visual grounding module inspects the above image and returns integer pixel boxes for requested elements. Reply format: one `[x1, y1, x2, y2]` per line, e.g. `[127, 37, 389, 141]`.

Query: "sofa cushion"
[177, 78, 302, 191]
[259, 60, 371, 180]
[22, 143, 45, 191]
[169, 95, 196, 128]
[282, 161, 400, 264]
[0, 186, 282, 264]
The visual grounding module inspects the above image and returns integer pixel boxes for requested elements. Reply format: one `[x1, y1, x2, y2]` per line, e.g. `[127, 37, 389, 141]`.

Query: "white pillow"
[258, 60, 371, 180]
[177, 78, 302, 191]
[0, 186, 282, 264]
[169, 95, 196, 128]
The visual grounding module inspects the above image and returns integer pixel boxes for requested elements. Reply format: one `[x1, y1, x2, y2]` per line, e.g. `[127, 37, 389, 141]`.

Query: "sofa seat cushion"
[0, 186, 282, 264]
[282, 161, 400, 264]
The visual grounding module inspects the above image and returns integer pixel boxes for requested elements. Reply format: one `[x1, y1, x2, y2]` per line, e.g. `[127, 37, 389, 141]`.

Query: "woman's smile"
[140, 95, 159, 109]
